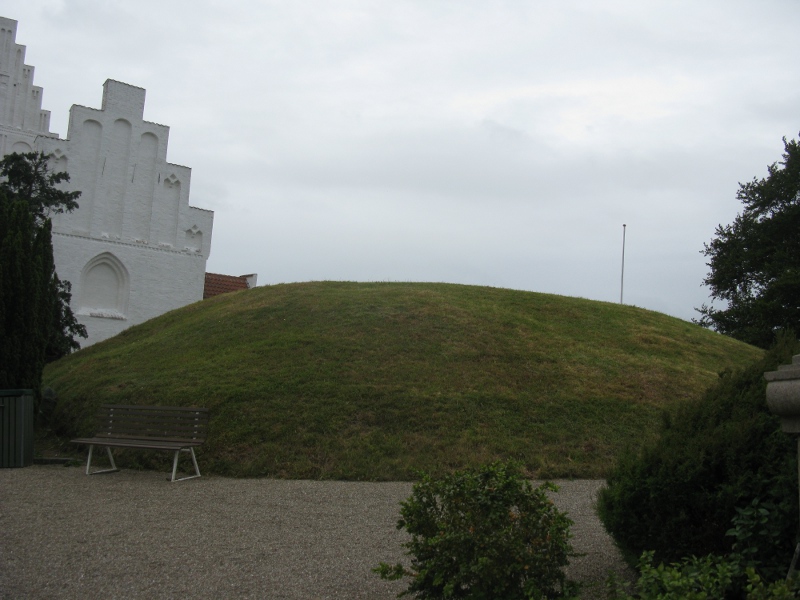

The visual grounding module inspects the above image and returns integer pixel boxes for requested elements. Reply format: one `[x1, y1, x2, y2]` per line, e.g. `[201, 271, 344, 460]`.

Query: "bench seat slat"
[96, 430, 207, 437]
[96, 411, 206, 419]
[72, 435, 206, 444]
[96, 414, 206, 424]
[97, 407, 206, 412]
[71, 437, 203, 451]
[91, 405, 208, 441]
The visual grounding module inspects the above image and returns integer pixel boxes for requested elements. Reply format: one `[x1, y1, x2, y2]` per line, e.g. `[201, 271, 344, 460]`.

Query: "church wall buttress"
[99, 117, 132, 238]
[73, 118, 103, 234]
[127, 132, 159, 242]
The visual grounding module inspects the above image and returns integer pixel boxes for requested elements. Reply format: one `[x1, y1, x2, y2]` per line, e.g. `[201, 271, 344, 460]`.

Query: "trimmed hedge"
[598, 333, 800, 579]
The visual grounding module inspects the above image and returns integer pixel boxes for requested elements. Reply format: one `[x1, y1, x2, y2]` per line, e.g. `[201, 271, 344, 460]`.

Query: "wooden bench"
[71, 404, 209, 482]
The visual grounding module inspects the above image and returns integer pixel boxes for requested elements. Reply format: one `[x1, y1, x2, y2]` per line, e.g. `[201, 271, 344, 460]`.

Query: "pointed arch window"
[78, 253, 130, 319]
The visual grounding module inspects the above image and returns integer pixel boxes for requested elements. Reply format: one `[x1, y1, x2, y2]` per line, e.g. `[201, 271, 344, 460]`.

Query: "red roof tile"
[204, 273, 253, 299]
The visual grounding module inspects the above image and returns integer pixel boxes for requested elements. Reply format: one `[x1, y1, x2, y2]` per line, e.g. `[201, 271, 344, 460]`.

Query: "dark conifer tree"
[0, 152, 87, 404]
[0, 152, 86, 363]
[0, 198, 47, 392]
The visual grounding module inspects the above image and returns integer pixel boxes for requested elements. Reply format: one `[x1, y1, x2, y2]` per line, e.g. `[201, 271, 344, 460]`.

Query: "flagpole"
[620, 224, 627, 304]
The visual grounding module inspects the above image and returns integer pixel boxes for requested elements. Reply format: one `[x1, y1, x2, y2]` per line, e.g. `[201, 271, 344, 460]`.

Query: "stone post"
[765, 354, 800, 580]
[766, 354, 800, 433]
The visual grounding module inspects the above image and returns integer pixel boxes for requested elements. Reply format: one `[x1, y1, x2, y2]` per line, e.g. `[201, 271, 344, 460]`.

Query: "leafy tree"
[0, 151, 80, 223]
[45, 278, 86, 362]
[0, 152, 86, 370]
[697, 135, 800, 348]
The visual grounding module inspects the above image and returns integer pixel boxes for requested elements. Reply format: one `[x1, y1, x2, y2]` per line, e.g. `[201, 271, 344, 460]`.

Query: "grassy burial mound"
[43, 281, 762, 480]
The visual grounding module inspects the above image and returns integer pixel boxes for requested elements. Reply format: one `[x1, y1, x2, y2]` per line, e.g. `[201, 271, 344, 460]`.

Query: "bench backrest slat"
[93, 405, 209, 443]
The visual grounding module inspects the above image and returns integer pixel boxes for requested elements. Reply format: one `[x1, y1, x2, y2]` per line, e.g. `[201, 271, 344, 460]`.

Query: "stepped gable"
[0, 16, 217, 347]
[0, 16, 56, 154]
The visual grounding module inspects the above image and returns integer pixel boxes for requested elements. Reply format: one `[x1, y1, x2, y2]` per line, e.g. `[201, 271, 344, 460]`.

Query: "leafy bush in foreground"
[607, 552, 798, 600]
[607, 503, 800, 599]
[375, 461, 578, 599]
[598, 333, 800, 579]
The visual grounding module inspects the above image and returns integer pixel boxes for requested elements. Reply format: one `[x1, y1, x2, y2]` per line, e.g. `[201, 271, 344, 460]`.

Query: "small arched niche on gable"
[78, 252, 130, 320]
[49, 148, 68, 174]
[184, 225, 203, 253]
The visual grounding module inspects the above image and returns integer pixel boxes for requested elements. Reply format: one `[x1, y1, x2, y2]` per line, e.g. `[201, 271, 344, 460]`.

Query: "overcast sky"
[5, 1, 800, 322]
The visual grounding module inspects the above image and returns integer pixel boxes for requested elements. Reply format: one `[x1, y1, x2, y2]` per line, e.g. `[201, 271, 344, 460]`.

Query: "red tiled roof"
[204, 273, 252, 299]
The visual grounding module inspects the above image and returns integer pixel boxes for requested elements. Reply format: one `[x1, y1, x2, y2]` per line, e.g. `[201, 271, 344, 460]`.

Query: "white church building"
[0, 17, 215, 346]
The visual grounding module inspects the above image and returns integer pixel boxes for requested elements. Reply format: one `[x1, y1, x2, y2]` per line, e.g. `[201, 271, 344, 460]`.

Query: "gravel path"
[1, 466, 632, 599]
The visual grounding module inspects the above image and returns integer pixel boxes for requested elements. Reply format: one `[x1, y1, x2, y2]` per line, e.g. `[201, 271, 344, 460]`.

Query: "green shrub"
[727, 498, 793, 584]
[607, 551, 799, 600]
[374, 461, 579, 599]
[608, 551, 737, 600]
[606, 476, 800, 599]
[598, 333, 800, 577]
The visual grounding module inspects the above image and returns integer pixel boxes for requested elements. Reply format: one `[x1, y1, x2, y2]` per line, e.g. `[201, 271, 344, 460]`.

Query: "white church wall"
[52, 234, 208, 346]
[0, 18, 214, 347]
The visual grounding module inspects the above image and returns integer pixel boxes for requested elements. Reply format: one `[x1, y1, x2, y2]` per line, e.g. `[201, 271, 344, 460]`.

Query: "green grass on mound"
[43, 282, 762, 480]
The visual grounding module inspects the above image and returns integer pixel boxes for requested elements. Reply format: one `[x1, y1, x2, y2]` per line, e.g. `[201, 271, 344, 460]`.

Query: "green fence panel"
[0, 389, 34, 468]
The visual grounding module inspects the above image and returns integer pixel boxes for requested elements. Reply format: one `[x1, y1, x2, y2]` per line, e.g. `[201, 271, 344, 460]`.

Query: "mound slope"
[44, 282, 761, 479]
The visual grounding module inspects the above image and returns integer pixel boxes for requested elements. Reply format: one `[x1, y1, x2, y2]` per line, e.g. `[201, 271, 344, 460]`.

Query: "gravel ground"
[1, 465, 633, 599]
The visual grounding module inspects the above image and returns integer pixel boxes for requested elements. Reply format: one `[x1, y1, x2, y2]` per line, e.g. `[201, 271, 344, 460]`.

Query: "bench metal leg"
[169, 447, 201, 482]
[86, 445, 119, 475]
